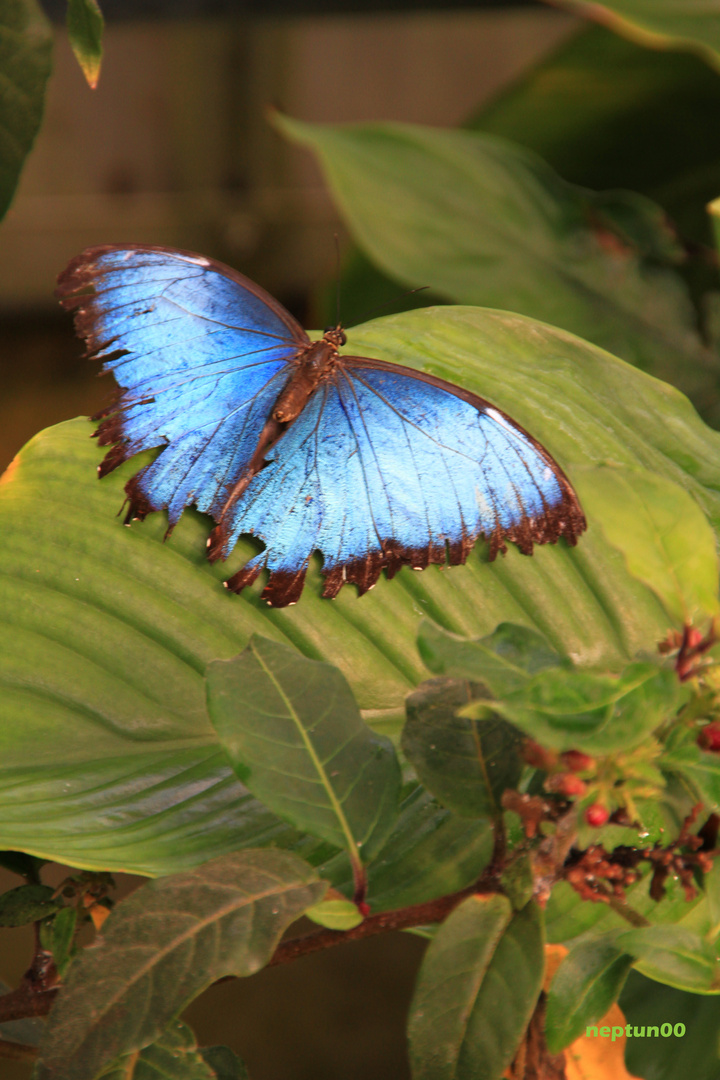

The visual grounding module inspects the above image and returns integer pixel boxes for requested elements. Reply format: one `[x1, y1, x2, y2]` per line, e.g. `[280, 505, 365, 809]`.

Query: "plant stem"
[0, 1038, 37, 1062]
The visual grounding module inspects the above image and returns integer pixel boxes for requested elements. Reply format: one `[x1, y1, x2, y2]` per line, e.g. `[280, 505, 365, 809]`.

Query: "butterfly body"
[57, 245, 586, 607]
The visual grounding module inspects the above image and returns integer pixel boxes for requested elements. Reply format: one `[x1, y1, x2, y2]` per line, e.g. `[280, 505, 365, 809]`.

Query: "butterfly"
[56, 245, 587, 607]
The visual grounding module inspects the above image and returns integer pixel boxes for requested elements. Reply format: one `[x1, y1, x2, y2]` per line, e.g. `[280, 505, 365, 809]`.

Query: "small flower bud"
[585, 804, 610, 828]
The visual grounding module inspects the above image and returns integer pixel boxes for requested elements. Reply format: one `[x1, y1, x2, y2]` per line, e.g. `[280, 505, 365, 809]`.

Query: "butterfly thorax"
[272, 327, 345, 424]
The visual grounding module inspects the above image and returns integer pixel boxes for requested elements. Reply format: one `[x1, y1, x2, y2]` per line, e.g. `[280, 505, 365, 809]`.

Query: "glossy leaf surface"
[617, 925, 720, 993]
[1, 306, 719, 871]
[575, 466, 720, 623]
[34, 850, 325, 1080]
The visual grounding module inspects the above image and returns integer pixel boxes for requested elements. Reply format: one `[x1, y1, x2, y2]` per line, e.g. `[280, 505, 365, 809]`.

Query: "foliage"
[2, 3, 720, 1080]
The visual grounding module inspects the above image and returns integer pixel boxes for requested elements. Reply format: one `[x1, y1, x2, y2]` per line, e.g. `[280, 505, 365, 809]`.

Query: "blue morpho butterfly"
[56, 245, 586, 607]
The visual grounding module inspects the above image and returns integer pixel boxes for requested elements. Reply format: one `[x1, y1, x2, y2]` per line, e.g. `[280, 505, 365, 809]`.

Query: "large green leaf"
[407, 894, 544, 1080]
[34, 850, 325, 1080]
[471, 25, 720, 245]
[553, 0, 720, 71]
[575, 466, 720, 623]
[1, 306, 720, 873]
[206, 636, 401, 863]
[276, 114, 720, 419]
[0, 0, 52, 222]
[617, 925, 720, 993]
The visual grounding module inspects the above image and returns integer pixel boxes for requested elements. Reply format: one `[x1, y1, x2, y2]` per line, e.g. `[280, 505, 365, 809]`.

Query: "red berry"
[546, 773, 587, 797]
[585, 804, 610, 828]
[698, 722, 720, 752]
[561, 750, 594, 772]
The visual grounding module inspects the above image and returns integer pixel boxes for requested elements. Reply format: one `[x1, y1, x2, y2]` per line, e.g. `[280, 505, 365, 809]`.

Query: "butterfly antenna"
[352, 285, 430, 328]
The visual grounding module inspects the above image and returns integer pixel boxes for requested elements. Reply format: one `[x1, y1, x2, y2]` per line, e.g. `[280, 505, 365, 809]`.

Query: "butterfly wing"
[212, 356, 586, 606]
[56, 245, 308, 527]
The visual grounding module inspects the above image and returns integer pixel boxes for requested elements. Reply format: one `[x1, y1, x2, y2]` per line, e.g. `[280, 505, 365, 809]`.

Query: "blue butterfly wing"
[56, 246, 307, 527]
[212, 357, 585, 606]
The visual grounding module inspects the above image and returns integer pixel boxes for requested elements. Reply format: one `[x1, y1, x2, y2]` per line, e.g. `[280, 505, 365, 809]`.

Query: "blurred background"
[3, 0, 720, 1076]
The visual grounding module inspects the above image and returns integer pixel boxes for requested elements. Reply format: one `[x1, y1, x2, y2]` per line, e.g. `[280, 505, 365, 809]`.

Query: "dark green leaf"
[617, 925, 720, 993]
[408, 894, 544, 1080]
[402, 678, 524, 818]
[482, 663, 684, 754]
[471, 25, 720, 246]
[275, 114, 720, 416]
[34, 850, 325, 1080]
[621, 970, 720, 1080]
[0, 883, 62, 926]
[545, 934, 633, 1051]
[0, 850, 46, 880]
[501, 854, 534, 912]
[96, 1020, 214, 1080]
[352, 786, 493, 913]
[200, 1045, 250, 1080]
[574, 466, 720, 623]
[50, 905, 77, 978]
[66, 0, 103, 88]
[556, 0, 720, 70]
[207, 636, 401, 862]
[417, 621, 564, 695]
[0, 0, 52, 223]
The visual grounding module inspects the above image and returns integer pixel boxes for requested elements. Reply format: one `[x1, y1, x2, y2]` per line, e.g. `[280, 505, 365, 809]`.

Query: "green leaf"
[50, 905, 77, 978]
[199, 1046, 250, 1080]
[664, 743, 720, 810]
[305, 897, 364, 930]
[481, 662, 684, 754]
[407, 894, 544, 1080]
[3, 298, 720, 872]
[352, 786, 493, 913]
[471, 24, 720, 246]
[207, 636, 401, 864]
[575, 465, 720, 623]
[617, 925, 720, 993]
[417, 621, 564, 695]
[545, 934, 633, 1052]
[95, 1020, 215, 1080]
[34, 850, 325, 1080]
[66, 0, 103, 88]
[0, 850, 46, 880]
[555, 0, 720, 71]
[275, 114, 720, 417]
[0, 883, 62, 926]
[0, 0, 52, 223]
[401, 678, 524, 818]
[621, 970, 720, 1080]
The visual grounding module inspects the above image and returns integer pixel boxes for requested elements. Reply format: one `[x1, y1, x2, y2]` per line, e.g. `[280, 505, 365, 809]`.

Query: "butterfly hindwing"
[214, 357, 585, 606]
[56, 245, 307, 526]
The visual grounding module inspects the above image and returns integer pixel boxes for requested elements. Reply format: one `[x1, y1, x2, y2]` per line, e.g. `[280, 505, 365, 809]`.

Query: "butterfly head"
[323, 325, 347, 349]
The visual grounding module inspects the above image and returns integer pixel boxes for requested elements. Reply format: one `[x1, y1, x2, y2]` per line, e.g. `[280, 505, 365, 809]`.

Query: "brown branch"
[269, 882, 485, 967]
[0, 980, 58, 1024]
[0, 1037, 37, 1062]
